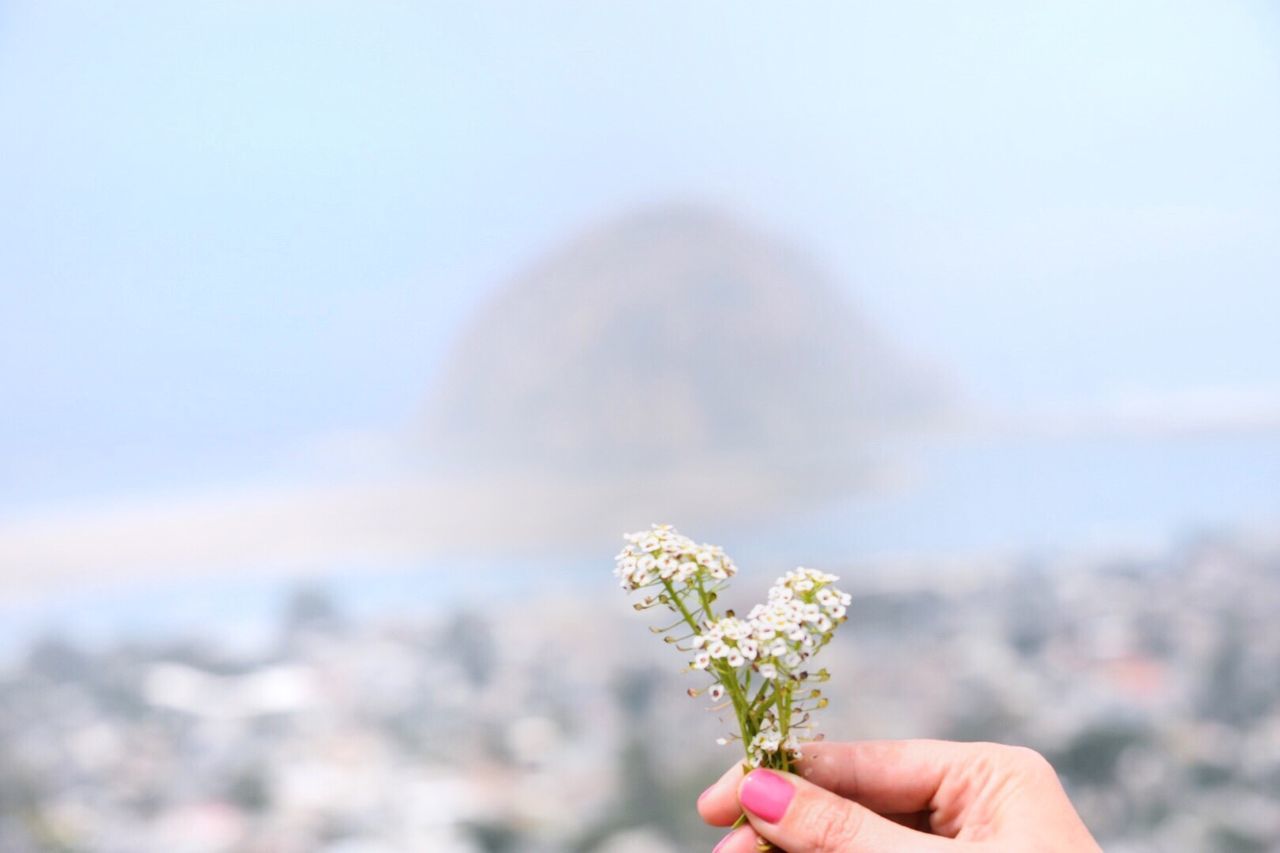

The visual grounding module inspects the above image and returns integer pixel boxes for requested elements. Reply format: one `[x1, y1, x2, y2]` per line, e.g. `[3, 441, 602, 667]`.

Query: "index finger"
[697, 760, 749, 826]
[792, 739, 982, 815]
[698, 739, 982, 828]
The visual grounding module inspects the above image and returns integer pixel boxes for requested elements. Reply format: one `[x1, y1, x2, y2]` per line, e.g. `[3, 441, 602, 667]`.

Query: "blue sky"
[2, 0, 1279, 515]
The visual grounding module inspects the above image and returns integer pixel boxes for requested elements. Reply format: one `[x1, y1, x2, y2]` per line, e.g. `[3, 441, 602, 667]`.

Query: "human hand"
[697, 739, 1102, 852]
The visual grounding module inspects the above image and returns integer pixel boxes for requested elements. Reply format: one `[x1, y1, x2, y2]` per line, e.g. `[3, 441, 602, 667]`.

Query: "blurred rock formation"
[425, 204, 952, 530]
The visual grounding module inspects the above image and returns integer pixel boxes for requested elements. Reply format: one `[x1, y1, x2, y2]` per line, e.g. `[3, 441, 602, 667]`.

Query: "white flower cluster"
[616, 526, 850, 771]
[614, 524, 737, 591]
[691, 616, 756, 669]
[692, 567, 851, 681]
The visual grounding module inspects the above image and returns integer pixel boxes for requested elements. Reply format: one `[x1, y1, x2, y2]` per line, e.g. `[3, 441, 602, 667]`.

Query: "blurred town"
[3, 526, 1278, 852]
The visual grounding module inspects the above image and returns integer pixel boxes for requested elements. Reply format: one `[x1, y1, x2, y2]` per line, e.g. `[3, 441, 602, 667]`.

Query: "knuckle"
[1003, 744, 1054, 776]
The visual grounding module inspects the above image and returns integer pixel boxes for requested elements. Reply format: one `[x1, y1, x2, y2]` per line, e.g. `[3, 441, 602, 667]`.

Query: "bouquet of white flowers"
[614, 524, 850, 772]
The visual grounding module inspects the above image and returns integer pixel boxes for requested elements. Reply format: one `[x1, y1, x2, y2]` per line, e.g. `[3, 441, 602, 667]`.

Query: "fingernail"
[740, 769, 794, 824]
[713, 825, 747, 852]
[697, 783, 715, 806]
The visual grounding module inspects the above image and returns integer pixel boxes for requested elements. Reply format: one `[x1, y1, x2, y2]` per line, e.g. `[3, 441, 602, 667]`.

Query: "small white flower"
[709, 684, 726, 701]
[758, 663, 778, 680]
[665, 555, 684, 577]
[693, 652, 711, 670]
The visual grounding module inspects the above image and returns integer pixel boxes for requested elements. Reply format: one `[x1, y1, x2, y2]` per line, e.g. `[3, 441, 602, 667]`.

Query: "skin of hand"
[697, 740, 1103, 853]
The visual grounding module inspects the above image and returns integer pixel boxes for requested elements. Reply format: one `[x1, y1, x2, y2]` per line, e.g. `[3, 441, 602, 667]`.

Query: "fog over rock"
[0, 206, 956, 590]
[427, 204, 950, 496]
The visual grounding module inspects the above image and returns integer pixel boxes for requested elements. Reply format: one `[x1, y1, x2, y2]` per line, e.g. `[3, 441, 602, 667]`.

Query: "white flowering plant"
[614, 524, 851, 773]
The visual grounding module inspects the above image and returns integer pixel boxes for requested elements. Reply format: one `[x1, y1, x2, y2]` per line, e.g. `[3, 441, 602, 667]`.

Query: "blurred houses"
[2, 532, 1279, 851]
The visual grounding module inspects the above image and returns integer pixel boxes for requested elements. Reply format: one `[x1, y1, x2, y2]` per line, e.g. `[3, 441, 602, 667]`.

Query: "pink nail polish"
[740, 769, 794, 823]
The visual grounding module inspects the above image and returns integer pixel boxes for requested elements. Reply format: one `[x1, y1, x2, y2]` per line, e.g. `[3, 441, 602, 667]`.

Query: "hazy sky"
[3, 0, 1279, 513]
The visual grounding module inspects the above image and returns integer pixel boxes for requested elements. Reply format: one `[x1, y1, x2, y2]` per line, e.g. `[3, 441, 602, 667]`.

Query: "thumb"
[737, 768, 953, 853]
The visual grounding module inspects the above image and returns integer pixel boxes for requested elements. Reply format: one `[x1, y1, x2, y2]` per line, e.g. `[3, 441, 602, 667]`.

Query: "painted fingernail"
[740, 769, 794, 823]
[713, 825, 747, 852]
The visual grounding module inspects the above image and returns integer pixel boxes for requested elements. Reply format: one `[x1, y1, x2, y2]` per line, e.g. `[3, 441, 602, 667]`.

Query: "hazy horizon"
[3, 1, 1279, 606]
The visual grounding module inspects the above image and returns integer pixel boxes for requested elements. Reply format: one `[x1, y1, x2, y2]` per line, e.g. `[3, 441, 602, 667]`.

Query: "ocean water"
[1, 429, 1277, 660]
[735, 429, 1280, 564]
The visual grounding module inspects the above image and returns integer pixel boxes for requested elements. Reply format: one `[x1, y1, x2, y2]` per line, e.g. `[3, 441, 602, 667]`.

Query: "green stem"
[779, 682, 794, 772]
[665, 577, 754, 763]
[661, 577, 701, 636]
[693, 578, 757, 747]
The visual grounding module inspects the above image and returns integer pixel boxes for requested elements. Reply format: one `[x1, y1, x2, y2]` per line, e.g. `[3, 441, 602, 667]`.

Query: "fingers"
[698, 761, 750, 826]
[736, 768, 953, 853]
[699, 741, 1099, 850]
[791, 739, 993, 816]
[701, 740, 974, 828]
[710, 824, 763, 853]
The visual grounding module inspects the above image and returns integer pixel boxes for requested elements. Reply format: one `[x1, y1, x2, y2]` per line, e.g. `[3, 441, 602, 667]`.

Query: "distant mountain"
[426, 204, 951, 490]
[0, 207, 958, 595]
